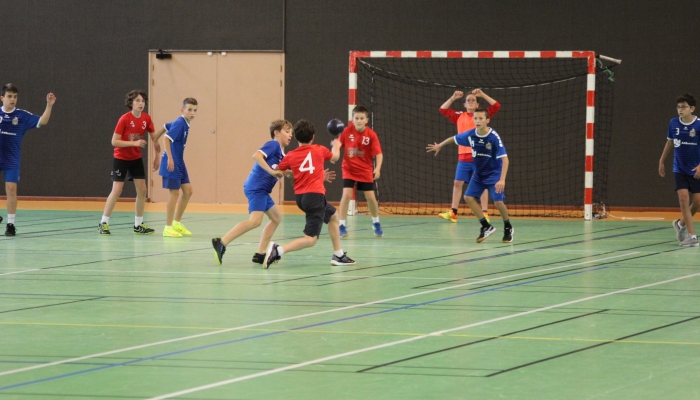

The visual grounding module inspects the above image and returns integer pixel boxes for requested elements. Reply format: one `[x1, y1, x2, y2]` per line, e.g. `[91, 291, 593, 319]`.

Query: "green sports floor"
[1, 210, 699, 399]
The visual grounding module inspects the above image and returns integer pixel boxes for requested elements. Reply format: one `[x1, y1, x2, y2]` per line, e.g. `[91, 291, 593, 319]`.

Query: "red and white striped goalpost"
[348, 50, 599, 220]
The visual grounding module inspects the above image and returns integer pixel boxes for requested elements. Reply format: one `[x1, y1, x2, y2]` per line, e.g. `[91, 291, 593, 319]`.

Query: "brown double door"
[148, 51, 285, 204]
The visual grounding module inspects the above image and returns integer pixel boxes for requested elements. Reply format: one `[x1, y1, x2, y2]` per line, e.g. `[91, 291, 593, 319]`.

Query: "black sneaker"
[212, 238, 226, 265]
[0, 216, 3, 224]
[503, 227, 514, 243]
[263, 242, 281, 269]
[98, 222, 111, 235]
[252, 253, 265, 264]
[5, 223, 16, 237]
[331, 252, 356, 266]
[476, 225, 496, 243]
[134, 223, 155, 234]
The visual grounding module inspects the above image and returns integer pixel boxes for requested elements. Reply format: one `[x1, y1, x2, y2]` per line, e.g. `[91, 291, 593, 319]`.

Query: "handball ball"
[327, 118, 345, 137]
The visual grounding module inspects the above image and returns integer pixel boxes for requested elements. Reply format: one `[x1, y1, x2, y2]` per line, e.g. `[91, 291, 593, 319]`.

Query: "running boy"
[98, 90, 161, 235]
[659, 93, 700, 247]
[264, 119, 355, 268]
[159, 98, 198, 238]
[337, 105, 384, 237]
[0, 83, 56, 236]
[211, 120, 291, 264]
[427, 108, 513, 243]
[438, 89, 500, 223]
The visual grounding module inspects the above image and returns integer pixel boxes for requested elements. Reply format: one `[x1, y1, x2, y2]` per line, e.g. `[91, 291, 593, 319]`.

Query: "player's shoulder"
[15, 108, 34, 116]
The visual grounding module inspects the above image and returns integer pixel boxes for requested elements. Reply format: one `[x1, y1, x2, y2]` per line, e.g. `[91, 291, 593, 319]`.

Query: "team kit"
[1, 85, 698, 267]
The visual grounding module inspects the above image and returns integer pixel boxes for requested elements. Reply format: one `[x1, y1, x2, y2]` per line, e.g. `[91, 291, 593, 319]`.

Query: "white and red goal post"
[349, 50, 599, 220]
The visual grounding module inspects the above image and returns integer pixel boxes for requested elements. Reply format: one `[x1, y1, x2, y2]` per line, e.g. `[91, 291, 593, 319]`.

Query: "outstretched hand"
[451, 91, 464, 101]
[46, 93, 57, 105]
[324, 168, 336, 183]
[426, 142, 442, 156]
[471, 88, 484, 97]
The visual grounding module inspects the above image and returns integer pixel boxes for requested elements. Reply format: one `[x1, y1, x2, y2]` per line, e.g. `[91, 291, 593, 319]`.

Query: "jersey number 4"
[300, 151, 315, 174]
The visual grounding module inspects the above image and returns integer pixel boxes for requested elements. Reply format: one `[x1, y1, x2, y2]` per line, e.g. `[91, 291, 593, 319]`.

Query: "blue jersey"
[667, 116, 700, 176]
[455, 128, 507, 184]
[244, 140, 285, 194]
[159, 117, 190, 180]
[0, 108, 41, 168]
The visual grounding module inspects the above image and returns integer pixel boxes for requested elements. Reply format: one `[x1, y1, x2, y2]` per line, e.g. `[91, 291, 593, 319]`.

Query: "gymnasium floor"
[0, 202, 699, 399]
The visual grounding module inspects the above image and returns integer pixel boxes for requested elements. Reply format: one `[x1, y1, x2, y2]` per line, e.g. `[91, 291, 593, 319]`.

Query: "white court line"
[0, 268, 44, 277]
[149, 271, 700, 400]
[0, 253, 635, 378]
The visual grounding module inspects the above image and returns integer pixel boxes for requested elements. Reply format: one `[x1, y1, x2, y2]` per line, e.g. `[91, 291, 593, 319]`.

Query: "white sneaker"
[679, 236, 699, 247]
[673, 219, 689, 242]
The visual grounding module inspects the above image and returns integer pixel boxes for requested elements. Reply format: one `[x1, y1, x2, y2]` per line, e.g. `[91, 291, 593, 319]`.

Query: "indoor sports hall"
[1, 2, 699, 399]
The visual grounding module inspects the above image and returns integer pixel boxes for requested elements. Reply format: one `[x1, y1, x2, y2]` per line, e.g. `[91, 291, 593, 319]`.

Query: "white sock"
[135, 216, 143, 226]
[372, 217, 380, 223]
[277, 247, 285, 256]
[692, 235, 698, 240]
[340, 220, 346, 226]
[7, 214, 15, 224]
[334, 249, 345, 257]
[101, 215, 110, 224]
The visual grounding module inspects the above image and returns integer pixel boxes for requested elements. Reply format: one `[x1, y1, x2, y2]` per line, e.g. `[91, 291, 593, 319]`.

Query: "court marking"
[0, 252, 634, 379]
[146, 272, 700, 400]
[0, 263, 612, 391]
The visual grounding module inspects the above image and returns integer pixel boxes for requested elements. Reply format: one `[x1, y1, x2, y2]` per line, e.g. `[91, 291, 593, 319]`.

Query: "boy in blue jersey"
[659, 93, 700, 247]
[0, 83, 56, 236]
[427, 108, 513, 243]
[158, 98, 198, 238]
[211, 120, 291, 264]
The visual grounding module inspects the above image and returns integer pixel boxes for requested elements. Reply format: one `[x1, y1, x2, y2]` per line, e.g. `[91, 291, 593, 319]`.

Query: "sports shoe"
[212, 238, 226, 264]
[503, 227, 514, 243]
[673, 219, 688, 242]
[134, 223, 155, 234]
[0, 216, 3, 224]
[339, 224, 348, 237]
[373, 222, 383, 237]
[98, 222, 111, 235]
[5, 223, 16, 237]
[263, 242, 281, 269]
[331, 252, 356, 266]
[252, 253, 265, 264]
[679, 236, 699, 247]
[476, 225, 496, 243]
[163, 226, 183, 238]
[172, 221, 191, 236]
[438, 210, 458, 223]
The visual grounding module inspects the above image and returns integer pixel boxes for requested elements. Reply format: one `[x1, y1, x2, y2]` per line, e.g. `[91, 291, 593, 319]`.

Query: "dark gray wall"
[2, 0, 698, 207]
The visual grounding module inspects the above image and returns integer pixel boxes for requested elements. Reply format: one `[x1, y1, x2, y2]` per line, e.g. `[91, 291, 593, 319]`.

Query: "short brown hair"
[182, 97, 198, 108]
[677, 93, 696, 108]
[2, 83, 19, 97]
[293, 119, 316, 144]
[352, 105, 369, 118]
[269, 119, 293, 139]
[474, 108, 490, 118]
[125, 90, 147, 109]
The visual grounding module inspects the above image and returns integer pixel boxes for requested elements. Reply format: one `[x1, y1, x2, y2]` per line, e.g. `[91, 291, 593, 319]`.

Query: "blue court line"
[0, 265, 609, 391]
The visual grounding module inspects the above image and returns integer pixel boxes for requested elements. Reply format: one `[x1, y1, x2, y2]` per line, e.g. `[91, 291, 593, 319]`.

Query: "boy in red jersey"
[337, 105, 384, 237]
[264, 119, 355, 268]
[438, 89, 500, 223]
[98, 90, 161, 235]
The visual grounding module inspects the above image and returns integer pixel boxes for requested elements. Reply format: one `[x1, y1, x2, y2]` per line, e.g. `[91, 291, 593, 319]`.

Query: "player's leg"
[338, 181, 355, 236]
[439, 161, 468, 222]
[172, 169, 193, 235]
[465, 179, 495, 243]
[4, 180, 18, 236]
[255, 204, 283, 261]
[129, 159, 152, 234]
[362, 183, 383, 237]
[325, 200, 354, 264]
[685, 192, 700, 238]
[480, 190, 490, 221]
[163, 178, 182, 237]
[99, 181, 124, 235]
[488, 185, 513, 243]
[677, 188, 698, 246]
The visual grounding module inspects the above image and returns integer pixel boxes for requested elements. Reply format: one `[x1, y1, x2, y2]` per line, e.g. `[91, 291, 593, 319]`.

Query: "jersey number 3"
[300, 151, 315, 174]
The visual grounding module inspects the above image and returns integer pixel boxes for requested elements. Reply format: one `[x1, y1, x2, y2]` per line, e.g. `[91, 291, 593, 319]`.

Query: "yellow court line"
[2, 321, 699, 346]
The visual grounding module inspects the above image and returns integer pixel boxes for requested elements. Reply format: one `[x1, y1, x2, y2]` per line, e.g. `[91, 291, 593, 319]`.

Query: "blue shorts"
[245, 189, 275, 213]
[0, 167, 20, 183]
[162, 169, 191, 190]
[454, 161, 474, 182]
[674, 172, 700, 193]
[465, 178, 505, 202]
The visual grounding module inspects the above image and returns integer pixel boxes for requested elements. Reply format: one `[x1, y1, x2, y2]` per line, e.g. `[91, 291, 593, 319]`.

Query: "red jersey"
[278, 144, 332, 195]
[439, 102, 501, 162]
[113, 111, 155, 160]
[338, 124, 382, 182]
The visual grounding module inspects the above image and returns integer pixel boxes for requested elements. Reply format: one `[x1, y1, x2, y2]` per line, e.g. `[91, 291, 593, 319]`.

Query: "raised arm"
[330, 139, 342, 163]
[426, 136, 457, 156]
[659, 139, 674, 177]
[38, 93, 56, 127]
[253, 151, 284, 178]
[440, 91, 464, 109]
[472, 88, 497, 106]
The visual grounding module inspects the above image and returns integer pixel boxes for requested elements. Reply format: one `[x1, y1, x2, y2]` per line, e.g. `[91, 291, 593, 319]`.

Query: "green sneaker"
[163, 226, 182, 238]
[134, 223, 155, 234]
[172, 221, 191, 236]
[98, 222, 111, 235]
